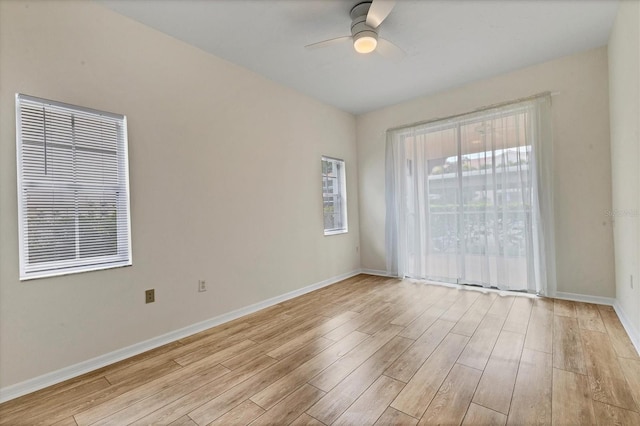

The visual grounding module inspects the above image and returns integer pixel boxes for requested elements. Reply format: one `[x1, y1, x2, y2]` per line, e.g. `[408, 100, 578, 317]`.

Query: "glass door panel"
[458, 113, 532, 289]
[424, 127, 459, 281]
[406, 110, 534, 290]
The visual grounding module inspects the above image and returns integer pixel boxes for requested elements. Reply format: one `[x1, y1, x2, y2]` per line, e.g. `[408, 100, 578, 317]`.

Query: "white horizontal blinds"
[322, 156, 347, 234]
[16, 94, 131, 279]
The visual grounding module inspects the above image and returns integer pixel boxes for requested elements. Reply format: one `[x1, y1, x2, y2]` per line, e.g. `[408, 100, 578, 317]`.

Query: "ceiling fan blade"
[366, 0, 396, 28]
[376, 38, 405, 62]
[305, 36, 352, 50]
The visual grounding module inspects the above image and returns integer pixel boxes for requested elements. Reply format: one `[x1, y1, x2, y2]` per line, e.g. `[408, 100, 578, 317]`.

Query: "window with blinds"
[15, 94, 132, 280]
[322, 156, 348, 235]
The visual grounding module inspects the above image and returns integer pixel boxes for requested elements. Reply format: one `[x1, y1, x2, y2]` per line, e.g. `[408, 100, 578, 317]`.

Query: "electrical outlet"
[145, 289, 155, 303]
[198, 280, 207, 292]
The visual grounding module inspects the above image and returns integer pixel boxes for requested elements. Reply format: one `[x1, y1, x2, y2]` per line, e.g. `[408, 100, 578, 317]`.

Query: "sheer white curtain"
[386, 95, 556, 295]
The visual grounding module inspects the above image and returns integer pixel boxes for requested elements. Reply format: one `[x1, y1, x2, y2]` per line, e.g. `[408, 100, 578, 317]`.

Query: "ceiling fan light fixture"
[306, 0, 402, 59]
[353, 31, 378, 53]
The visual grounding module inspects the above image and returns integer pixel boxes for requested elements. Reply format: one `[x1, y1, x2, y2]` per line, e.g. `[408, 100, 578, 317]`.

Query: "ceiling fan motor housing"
[350, 2, 378, 44]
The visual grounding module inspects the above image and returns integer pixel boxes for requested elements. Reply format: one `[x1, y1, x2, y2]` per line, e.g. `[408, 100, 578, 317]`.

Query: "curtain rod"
[387, 91, 556, 133]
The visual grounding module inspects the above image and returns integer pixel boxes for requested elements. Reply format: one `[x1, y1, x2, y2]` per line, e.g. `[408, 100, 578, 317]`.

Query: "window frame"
[321, 156, 348, 236]
[15, 93, 132, 280]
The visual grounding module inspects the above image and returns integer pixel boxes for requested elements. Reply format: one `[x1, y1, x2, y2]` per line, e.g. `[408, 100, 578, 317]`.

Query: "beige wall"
[357, 47, 615, 298]
[0, 0, 359, 388]
[608, 0, 640, 335]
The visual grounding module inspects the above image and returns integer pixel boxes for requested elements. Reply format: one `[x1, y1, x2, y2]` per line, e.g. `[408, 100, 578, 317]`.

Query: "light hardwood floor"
[1, 274, 639, 425]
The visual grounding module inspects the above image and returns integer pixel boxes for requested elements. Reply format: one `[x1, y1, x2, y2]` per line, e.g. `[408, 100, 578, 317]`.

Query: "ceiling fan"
[305, 0, 404, 60]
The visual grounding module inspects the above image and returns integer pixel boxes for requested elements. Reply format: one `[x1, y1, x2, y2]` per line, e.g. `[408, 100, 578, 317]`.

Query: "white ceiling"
[100, 0, 619, 115]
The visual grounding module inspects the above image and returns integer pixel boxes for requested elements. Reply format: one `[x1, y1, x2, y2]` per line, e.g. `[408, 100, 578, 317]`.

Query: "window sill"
[20, 261, 132, 281]
[324, 229, 348, 236]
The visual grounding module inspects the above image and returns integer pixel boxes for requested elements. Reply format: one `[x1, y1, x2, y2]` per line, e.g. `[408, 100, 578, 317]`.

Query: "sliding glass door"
[387, 96, 555, 294]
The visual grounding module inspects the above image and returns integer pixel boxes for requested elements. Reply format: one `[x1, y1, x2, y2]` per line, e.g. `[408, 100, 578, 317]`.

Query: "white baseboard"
[613, 300, 640, 356]
[0, 269, 361, 403]
[553, 291, 615, 306]
[360, 268, 397, 277]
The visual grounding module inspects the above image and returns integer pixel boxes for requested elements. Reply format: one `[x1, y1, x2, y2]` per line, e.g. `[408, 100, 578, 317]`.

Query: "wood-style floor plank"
[524, 304, 553, 353]
[398, 298, 456, 340]
[575, 302, 607, 333]
[554, 299, 577, 317]
[219, 317, 326, 370]
[308, 324, 403, 392]
[0, 377, 110, 422]
[440, 290, 480, 323]
[129, 355, 277, 425]
[249, 384, 325, 426]
[357, 304, 405, 335]
[51, 417, 78, 426]
[598, 305, 640, 359]
[471, 330, 524, 415]
[391, 332, 469, 419]
[173, 321, 252, 356]
[333, 375, 405, 426]
[84, 363, 230, 426]
[580, 329, 638, 411]
[323, 303, 390, 341]
[1, 274, 638, 426]
[592, 400, 640, 425]
[208, 400, 265, 426]
[250, 330, 368, 409]
[534, 297, 555, 312]
[242, 312, 293, 342]
[418, 363, 482, 426]
[486, 295, 515, 317]
[507, 348, 552, 425]
[551, 368, 596, 426]
[168, 415, 198, 426]
[374, 407, 418, 426]
[552, 315, 587, 375]
[188, 337, 334, 425]
[173, 338, 255, 367]
[306, 336, 412, 425]
[289, 413, 325, 426]
[266, 311, 360, 360]
[618, 357, 640, 410]
[502, 296, 533, 335]
[457, 314, 505, 371]
[390, 300, 432, 327]
[3, 362, 184, 426]
[450, 292, 497, 337]
[384, 319, 455, 382]
[462, 403, 507, 426]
